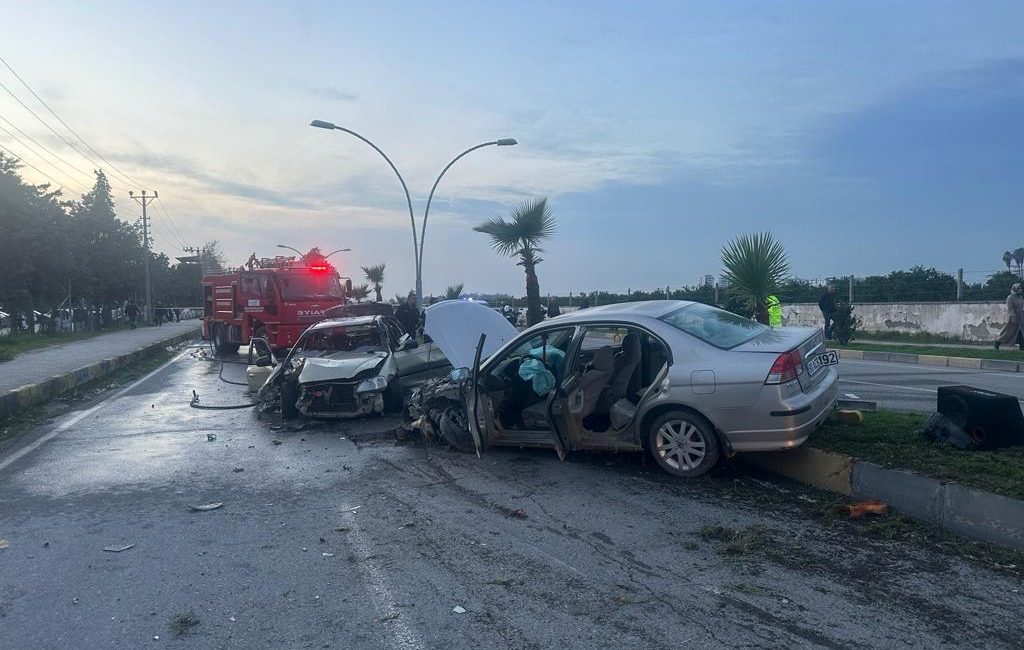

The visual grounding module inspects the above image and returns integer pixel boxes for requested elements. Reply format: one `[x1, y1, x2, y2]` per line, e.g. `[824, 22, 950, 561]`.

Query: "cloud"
[303, 83, 359, 102]
[113, 151, 315, 210]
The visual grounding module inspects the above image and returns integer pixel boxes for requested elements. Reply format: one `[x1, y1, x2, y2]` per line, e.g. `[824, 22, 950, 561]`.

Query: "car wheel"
[280, 381, 299, 420]
[439, 407, 475, 453]
[647, 410, 719, 477]
[384, 379, 404, 414]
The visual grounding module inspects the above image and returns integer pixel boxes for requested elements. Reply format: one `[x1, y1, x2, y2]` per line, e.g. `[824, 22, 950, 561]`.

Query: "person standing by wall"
[765, 295, 783, 328]
[995, 283, 1024, 351]
[125, 301, 140, 330]
[546, 298, 561, 319]
[818, 283, 837, 339]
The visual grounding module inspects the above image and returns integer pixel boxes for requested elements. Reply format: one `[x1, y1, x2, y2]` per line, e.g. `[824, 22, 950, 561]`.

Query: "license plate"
[807, 350, 839, 374]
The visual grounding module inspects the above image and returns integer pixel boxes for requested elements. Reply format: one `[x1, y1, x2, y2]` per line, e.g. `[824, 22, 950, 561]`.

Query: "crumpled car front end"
[408, 371, 475, 452]
[296, 378, 387, 418]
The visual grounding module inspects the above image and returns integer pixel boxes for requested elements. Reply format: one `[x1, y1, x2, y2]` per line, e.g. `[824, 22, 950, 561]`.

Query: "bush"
[831, 303, 859, 344]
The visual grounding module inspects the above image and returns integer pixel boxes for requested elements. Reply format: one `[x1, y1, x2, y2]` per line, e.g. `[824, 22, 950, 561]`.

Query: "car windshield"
[300, 324, 385, 355]
[659, 303, 768, 348]
[278, 273, 345, 301]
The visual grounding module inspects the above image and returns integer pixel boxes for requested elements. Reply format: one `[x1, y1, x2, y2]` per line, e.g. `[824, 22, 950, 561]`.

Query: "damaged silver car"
[412, 300, 839, 477]
[256, 315, 449, 418]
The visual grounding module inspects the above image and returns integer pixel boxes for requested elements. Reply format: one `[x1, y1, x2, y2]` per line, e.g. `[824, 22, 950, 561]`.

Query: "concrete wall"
[783, 301, 1006, 342]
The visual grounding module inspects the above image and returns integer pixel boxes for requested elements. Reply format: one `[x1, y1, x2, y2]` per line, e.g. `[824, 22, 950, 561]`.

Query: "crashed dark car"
[256, 315, 449, 419]
[411, 300, 838, 477]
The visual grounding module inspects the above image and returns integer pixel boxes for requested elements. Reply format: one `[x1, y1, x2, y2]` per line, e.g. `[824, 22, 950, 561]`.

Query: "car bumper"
[724, 370, 839, 452]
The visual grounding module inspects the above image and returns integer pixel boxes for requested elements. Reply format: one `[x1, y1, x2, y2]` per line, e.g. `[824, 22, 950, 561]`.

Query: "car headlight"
[356, 375, 389, 394]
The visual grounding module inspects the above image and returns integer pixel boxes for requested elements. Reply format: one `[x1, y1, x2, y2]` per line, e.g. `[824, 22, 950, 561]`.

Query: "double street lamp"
[310, 119, 517, 303]
[276, 243, 351, 260]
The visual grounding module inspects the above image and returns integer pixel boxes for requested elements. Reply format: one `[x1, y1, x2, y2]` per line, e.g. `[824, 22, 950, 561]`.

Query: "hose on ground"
[189, 390, 256, 410]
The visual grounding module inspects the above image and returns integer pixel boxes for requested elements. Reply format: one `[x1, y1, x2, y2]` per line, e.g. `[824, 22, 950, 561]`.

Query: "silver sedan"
[414, 300, 839, 477]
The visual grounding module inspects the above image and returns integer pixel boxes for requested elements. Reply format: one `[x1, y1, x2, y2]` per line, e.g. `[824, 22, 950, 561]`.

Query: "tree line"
[0, 154, 215, 331]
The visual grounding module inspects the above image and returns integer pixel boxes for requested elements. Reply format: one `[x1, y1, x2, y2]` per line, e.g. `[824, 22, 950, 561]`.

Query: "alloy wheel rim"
[655, 420, 706, 470]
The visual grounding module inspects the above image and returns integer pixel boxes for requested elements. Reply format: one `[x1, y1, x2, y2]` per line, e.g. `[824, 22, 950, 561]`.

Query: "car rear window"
[658, 303, 768, 348]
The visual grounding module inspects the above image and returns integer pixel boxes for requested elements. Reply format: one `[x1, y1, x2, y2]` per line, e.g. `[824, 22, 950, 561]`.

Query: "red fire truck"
[202, 249, 352, 353]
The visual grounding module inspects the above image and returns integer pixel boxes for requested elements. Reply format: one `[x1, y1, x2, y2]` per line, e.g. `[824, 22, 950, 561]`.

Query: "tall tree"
[1014, 248, 1024, 278]
[720, 231, 790, 320]
[474, 197, 555, 326]
[362, 263, 386, 302]
[1003, 251, 1014, 273]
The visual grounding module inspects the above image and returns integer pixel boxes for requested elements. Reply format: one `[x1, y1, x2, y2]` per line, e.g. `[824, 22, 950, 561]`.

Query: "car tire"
[384, 379, 404, 414]
[439, 407, 475, 453]
[280, 381, 299, 420]
[647, 410, 719, 477]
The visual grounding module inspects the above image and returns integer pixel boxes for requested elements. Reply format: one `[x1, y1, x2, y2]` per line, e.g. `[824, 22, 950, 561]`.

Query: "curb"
[837, 348, 1018, 372]
[741, 447, 1024, 551]
[0, 326, 200, 421]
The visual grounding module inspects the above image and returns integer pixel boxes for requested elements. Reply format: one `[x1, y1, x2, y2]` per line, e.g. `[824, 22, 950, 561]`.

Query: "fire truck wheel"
[213, 326, 240, 355]
[280, 381, 299, 419]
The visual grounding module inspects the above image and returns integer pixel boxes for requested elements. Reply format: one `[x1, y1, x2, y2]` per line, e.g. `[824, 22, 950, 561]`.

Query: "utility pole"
[848, 275, 854, 303]
[956, 268, 964, 301]
[129, 190, 158, 325]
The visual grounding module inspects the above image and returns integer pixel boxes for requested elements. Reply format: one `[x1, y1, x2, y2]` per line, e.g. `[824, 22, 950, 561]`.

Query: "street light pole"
[418, 138, 517, 295]
[324, 248, 351, 259]
[310, 120, 420, 300]
[276, 244, 305, 258]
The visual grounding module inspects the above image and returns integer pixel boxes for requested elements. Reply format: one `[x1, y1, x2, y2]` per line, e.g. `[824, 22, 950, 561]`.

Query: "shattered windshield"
[299, 324, 385, 356]
[278, 273, 345, 301]
[659, 303, 768, 349]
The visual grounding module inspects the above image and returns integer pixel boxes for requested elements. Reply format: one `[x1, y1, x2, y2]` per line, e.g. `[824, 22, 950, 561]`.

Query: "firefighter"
[765, 295, 783, 328]
[396, 292, 419, 337]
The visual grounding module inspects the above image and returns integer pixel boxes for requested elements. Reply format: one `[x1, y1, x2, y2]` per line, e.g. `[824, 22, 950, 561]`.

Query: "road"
[838, 358, 1024, 412]
[1, 343, 1022, 649]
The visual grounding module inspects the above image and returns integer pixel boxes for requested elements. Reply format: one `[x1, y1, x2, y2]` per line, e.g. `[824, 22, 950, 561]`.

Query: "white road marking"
[342, 509, 424, 650]
[839, 379, 937, 394]
[0, 350, 189, 473]
[841, 358, 1024, 378]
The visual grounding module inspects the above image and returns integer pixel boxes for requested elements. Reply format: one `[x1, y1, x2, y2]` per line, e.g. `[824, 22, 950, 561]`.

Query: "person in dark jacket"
[125, 301, 140, 329]
[546, 299, 561, 319]
[818, 283, 837, 339]
[395, 292, 419, 337]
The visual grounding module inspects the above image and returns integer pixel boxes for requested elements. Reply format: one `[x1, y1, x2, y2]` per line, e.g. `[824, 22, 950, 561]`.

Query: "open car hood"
[297, 352, 388, 384]
[424, 300, 518, 370]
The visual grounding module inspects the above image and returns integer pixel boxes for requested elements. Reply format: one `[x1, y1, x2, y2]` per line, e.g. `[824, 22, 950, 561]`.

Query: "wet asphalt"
[1, 344, 1023, 649]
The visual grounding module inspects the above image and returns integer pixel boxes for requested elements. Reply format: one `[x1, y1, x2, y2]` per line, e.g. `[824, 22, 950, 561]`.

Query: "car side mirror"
[255, 355, 273, 367]
[449, 367, 470, 382]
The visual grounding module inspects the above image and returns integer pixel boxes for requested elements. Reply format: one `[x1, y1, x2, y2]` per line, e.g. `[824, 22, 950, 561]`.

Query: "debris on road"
[452, 606, 467, 614]
[842, 500, 889, 519]
[340, 505, 362, 513]
[0, 539, 9, 550]
[190, 502, 224, 512]
[206, 433, 217, 441]
[322, 552, 334, 557]
[334, 527, 351, 533]
[232, 467, 244, 473]
[168, 610, 200, 637]
[102, 543, 135, 553]
[272, 439, 282, 445]
[510, 508, 528, 519]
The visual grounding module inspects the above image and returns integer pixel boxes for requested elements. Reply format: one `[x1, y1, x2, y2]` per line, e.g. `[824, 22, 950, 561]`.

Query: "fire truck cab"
[202, 250, 352, 354]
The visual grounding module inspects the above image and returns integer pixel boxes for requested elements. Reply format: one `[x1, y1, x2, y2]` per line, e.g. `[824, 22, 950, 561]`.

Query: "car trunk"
[731, 326, 826, 392]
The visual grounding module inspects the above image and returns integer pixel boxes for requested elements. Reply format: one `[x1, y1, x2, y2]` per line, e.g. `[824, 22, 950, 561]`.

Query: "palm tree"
[444, 283, 464, 300]
[720, 231, 790, 320]
[350, 283, 371, 302]
[1003, 251, 1014, 273]
[1015, 248, 1024, 278]
[362, 263, 386, 302]
[474, 197, 555, 326]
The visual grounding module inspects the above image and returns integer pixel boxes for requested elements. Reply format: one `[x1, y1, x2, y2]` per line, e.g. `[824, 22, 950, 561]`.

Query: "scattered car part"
[102, 544, 135, 553]
[190, 502, 224, 512]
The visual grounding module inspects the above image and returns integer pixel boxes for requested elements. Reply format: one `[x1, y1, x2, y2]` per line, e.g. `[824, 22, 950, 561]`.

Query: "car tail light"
[765, 350, 804, 384]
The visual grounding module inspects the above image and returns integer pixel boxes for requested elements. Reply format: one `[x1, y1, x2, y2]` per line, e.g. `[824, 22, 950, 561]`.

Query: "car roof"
[552, 300, 693, 325]
[306, 315, 380, 331]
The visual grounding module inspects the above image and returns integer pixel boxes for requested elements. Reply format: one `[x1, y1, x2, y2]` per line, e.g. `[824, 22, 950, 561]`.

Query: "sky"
[1, 1, 1021, 296]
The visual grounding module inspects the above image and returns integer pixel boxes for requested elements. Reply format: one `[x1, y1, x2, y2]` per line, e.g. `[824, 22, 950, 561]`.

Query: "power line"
[0, 112, 93, 189]
[0, 56, 145, 189]
[0, 78, 134, 191]
[0, 121, 89, 193]
[153, 197, 188, 248]
[0, 142, 73, 191]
